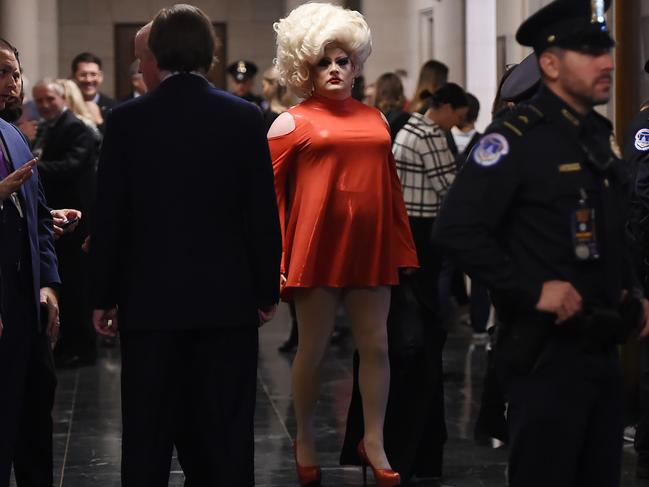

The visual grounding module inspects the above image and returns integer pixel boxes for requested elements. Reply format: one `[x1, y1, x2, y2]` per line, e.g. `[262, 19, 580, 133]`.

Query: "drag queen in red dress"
[269, 4, 418, 486]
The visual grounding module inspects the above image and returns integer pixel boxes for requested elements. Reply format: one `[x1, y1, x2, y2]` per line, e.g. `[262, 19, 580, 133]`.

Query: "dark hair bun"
[430, 82, 468, 109]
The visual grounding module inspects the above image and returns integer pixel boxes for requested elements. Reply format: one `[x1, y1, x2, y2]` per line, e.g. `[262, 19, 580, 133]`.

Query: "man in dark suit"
[90, 5, 281, 486]
[33, 78, 98, 367]
[0, 38, 61, 487]
[70, 52, 117, 134]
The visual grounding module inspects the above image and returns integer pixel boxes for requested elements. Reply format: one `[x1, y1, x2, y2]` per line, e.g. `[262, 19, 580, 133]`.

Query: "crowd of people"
[1, 0, 649, 486]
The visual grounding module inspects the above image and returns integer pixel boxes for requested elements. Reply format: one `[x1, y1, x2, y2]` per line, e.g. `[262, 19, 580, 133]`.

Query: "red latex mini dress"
[269, 94, 418, 300]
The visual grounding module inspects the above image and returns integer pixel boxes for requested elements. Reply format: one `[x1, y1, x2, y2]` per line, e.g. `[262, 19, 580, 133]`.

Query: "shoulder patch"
[635, 128, 649, 152]
[472, 133, 510, 167]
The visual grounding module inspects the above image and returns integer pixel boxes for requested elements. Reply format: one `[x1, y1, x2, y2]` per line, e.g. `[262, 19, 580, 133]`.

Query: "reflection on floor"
[10, 304, 646, 486]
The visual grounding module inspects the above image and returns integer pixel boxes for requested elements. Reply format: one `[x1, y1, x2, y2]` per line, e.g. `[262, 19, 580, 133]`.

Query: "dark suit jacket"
[37, 109, 98, 236]
[0, 118, 60, 321]
[90, 74, 281, 331]
[97, 92, 117, 116]
[97, 93, 118, 135]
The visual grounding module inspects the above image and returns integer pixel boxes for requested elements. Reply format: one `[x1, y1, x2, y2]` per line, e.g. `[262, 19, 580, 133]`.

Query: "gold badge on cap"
[591, 0, 605, 24]
[610, 134, 622, 159]
[237, 61, 247, 74]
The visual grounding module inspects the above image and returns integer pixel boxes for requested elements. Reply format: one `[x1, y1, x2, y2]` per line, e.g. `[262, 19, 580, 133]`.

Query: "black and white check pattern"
[393, 113, 456, 218]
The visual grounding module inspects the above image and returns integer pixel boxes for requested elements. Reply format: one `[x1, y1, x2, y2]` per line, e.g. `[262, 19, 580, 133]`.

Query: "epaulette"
[499, 102, 545, 137]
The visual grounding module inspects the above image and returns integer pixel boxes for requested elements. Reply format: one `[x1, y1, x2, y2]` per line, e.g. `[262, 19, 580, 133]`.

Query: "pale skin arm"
[267, 111, 295, 138]
[0, 158, 37, 201]
[263, 112, 295, 324]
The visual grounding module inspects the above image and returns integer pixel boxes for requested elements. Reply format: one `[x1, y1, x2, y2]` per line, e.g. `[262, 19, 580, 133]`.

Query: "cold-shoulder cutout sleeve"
[267, 111, 296, 138]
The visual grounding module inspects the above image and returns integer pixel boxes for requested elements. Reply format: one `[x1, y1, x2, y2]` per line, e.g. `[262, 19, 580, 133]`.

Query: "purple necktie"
[0, 150, 9, 180]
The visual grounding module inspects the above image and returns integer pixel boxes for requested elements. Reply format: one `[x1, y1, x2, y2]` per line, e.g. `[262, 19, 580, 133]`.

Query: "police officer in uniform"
[226, 60, 264, 108]
[434, 1, 649, 486]
[625, 57, 649, 478]
[0, 38, 61, 487]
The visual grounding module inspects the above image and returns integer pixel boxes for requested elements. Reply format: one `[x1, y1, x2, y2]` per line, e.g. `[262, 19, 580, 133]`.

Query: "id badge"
[571, 189, 599, 261]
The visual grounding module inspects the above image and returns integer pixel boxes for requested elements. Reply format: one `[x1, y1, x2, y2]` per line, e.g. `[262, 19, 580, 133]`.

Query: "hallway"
[20, 304, 645, 486]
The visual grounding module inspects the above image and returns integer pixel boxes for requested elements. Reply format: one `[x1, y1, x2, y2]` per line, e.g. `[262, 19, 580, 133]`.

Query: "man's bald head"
[135, 22, 160, 91]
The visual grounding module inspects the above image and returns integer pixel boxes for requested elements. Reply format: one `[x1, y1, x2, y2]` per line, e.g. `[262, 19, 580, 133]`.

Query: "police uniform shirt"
[433, 84, 634, 315]
[625, 108, 649, 208]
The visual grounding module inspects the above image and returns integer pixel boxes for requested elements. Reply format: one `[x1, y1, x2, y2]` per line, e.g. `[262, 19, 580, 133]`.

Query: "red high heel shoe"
[357, 440, 401, 487]
[293, 442, 321, 486]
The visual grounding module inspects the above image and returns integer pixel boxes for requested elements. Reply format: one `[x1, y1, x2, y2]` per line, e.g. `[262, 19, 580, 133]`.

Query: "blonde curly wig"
[273, 2, 372, 99]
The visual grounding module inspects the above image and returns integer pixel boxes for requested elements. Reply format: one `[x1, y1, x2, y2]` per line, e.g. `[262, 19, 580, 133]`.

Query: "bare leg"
[344, 286, 392, 470]
[292, 287, 340, 466]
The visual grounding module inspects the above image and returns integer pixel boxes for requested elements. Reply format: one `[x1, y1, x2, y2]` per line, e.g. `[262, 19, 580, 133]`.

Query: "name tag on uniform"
[559, 162, 582, 173]
[571, 188, 599, 261]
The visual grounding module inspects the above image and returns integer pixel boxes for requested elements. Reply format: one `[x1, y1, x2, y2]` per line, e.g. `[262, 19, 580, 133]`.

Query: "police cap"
[227, 60, 258, 82]
[500, 53, 541, 103]
[516, 0, 614, 55]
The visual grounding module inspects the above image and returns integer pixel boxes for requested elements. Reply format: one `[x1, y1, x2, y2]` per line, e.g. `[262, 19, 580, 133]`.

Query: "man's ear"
[539, 51, 560, 82]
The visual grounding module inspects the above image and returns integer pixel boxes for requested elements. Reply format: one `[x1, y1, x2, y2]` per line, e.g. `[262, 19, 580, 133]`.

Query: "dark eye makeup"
[316, 56, 350, 68]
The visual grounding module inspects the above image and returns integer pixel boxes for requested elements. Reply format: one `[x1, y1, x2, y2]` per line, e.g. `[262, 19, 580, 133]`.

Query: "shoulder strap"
[500, 103, 545, 138]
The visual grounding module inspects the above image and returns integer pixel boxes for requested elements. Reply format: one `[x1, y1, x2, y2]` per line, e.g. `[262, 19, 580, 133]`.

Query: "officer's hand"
[0, 158, 37, 200]
[536, 280, 582, 324]
[40, 287, 60, 345]
[639, 299, 649, 339]
[93, 308, 118, 337]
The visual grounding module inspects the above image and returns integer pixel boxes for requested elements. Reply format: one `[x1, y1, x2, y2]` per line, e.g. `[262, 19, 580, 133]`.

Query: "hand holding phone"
[59, 216, 80, 229]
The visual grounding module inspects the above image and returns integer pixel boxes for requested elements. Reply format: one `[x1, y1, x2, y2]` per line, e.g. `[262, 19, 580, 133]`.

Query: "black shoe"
[55, 353, 96, 368]
[474, 413, 508, 445]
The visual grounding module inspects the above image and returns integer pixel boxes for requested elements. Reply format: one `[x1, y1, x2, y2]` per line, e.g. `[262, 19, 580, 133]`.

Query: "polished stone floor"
[10, 304, 648, 486]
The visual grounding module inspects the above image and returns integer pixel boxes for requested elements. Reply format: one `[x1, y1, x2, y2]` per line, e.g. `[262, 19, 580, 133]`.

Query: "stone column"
[0, 0, 41, 85]
[465, 0, 497, 131]
[37, 0, 59, 83]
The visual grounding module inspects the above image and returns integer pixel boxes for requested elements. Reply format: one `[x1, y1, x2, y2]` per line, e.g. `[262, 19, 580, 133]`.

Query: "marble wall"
[57, 0, 285, 97]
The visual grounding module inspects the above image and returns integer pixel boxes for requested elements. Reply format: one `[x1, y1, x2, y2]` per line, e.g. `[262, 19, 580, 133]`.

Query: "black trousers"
[634, 338, 649, 461]
[0, 289, 56, 487]
[54, 236, 95, 361]
[469, 281, 490, 333]
[120, 327, 259, 487]
[505, 338, 623, 487]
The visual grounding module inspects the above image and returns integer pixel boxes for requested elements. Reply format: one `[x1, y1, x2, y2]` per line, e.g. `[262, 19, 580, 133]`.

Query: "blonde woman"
[270, 3, 417, 486]
[55, 79, 100, 139]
